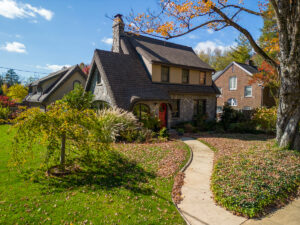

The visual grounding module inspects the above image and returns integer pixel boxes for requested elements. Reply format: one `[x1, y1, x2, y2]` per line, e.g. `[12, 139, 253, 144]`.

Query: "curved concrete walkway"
[179, 137, 300, 225]
[178, 137, 247, 225]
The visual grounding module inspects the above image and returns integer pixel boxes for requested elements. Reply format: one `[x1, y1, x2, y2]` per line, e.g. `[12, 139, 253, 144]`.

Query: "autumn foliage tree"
[128, 0, 300, 150]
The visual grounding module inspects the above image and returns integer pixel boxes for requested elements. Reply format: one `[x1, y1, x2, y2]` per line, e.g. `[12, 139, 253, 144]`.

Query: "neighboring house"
[213, 61, 276, 113]
[24, 65, 86, 110]
[85, 14, 220, 128]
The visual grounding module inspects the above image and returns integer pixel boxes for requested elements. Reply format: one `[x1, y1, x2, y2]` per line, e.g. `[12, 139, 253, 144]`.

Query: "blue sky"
[0, 0, 263, 81]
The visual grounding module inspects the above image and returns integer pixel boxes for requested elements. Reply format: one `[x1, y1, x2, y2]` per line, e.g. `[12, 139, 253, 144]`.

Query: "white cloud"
[0, 0, 53, 21]
[101, 37, 113, 45]
[207, 29, 214, 34]
[194, 40, 232, 53]
[36, 64, 71, 72]
[1, 41, 26, 53]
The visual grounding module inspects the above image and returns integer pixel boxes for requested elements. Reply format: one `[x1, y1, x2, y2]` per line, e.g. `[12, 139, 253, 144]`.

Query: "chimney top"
[246, 59, 255, 67]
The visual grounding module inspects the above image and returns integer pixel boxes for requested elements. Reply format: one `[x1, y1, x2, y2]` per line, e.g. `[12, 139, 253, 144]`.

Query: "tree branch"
[211, 4, 278, 69]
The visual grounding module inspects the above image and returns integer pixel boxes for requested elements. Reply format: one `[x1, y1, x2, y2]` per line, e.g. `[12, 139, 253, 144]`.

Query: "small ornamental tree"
[7, 84, 28, 103]
[12, 87, 113, 174]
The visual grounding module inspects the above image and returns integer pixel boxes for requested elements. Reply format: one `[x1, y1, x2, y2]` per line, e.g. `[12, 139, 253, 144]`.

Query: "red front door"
[159, 103, 167, 128]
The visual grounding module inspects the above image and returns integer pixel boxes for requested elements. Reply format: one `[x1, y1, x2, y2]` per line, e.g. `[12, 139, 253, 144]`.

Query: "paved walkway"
[178, 137, 247, 225]
[178, 137, 300, 225]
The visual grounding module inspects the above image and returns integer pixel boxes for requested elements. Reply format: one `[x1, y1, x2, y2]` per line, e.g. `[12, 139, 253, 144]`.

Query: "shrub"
[140, 114, 161, 132]
[0, 95, 16, 107]
[227, 122, 258, 133]
[7, 84, 28, 103]
[252, 107, 277, 133]
[0, 106, 10, 120]
[221, 103, 247, 130]
[158, 127, 169, 139]
[96, 107, 152, 142]
[177, 128, 184, 136]
[59, 84, 94, 110]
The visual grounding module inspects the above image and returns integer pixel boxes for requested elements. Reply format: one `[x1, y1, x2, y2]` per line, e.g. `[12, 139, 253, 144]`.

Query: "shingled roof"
[25, 65, 86, 104]
[86, 44, 219, 110]
[126, 32, 214, 71]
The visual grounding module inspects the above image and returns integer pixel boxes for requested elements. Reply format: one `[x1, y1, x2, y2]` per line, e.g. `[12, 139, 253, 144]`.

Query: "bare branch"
[221, 4, 263, 16]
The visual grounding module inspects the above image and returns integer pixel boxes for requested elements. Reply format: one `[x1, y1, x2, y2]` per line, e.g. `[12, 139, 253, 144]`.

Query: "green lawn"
[0, 125, 189, 224]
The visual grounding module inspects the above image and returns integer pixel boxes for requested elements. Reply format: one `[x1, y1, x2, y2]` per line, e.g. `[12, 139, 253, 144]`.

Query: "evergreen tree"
[4, 69, 19, 86]
[229, 34, 252, 63]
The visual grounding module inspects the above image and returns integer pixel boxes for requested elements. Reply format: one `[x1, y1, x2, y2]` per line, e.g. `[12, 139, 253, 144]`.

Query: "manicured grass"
[197, 133, 300, 218]
[0, 125, 189, 224]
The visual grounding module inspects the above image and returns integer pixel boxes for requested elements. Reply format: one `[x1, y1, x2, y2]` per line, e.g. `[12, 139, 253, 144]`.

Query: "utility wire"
[0, 66, 49, 75]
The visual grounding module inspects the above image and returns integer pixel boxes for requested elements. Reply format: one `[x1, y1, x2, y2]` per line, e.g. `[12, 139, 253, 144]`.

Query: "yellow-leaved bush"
[252, 107, 277, 133]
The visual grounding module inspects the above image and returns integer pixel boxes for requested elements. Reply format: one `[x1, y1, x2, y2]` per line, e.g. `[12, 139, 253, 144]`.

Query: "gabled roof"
[86, 46, 219, 110]
[30, 67, 70, 86]
[25, 65, 86, 104]
[212, 61, 258, 81]
[126, 32, 214, 71]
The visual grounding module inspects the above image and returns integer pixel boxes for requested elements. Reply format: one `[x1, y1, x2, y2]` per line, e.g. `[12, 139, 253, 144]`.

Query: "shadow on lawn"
[37, 150, 156, 196]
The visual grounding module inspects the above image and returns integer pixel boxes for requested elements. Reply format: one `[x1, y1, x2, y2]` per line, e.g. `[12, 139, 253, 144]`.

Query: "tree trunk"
[60, 132, 66, 167]
[276, 63, 300, 150]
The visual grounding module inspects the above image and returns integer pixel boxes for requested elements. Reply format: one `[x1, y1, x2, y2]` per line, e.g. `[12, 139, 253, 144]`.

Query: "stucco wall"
[46, 72, 86, 105]
[215, 63, 262, 110]
[150, 63, 212, 86]
[41, 76, 60, 92]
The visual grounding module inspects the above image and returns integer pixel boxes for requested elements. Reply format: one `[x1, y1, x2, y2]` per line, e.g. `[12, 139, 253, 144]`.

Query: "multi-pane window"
[229, 76, 237, 90]
[182, 69, 189, 84]
[193, 99, 206, 116]
[228, 98, 237, 106]
[133, 103, 150, 120]
[200, 72, 206, 85]
[161, 66, 170, 82]
[244, 86, 252, 97]
[172, 99, 180, 118]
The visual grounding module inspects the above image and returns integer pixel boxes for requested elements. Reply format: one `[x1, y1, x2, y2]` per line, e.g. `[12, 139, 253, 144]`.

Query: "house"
[24, 65, 87, 110]
[85, 14, 220, 128]
[213, 61, 276, 113]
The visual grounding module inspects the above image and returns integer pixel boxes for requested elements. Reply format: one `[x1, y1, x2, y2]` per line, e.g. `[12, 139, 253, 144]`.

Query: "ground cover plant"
[196, 133, 300, 218]
[0, 125, 189, 224]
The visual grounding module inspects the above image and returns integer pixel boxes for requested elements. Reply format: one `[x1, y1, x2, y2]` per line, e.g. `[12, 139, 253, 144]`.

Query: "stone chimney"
[112, 14, 124, 53]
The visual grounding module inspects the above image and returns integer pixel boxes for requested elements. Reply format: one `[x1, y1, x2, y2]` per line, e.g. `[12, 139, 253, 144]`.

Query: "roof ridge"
[124, 32, 193, 50]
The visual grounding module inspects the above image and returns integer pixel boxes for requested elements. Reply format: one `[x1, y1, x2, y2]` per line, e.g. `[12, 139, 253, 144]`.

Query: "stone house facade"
[85, 14, 220, 128]
[213, 61, 276, 113]
[24, 65, 87, 110]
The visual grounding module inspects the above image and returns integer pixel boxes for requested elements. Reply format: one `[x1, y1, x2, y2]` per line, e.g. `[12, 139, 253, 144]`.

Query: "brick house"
[85, 14, 220, 128]
[213, 61, 276, 113]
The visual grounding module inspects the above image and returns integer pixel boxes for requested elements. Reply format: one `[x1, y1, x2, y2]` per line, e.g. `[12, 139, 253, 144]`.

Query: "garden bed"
[0, 125, 189, 224]
[196, 133, 300, 218]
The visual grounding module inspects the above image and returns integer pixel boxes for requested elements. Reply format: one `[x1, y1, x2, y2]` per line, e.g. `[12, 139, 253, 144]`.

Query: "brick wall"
[215, 63, 263, 110]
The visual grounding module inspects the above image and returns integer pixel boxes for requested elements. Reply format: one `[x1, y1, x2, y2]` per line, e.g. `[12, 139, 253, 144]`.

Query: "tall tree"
[229, 34, 252, 63]
[4, 69, 19, 86]
[128, 0, 300, 150]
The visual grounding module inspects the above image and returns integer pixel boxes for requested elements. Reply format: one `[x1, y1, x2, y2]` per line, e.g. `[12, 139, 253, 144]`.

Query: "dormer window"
[182, 69, 189, 84]
[161, 66, 169, 82]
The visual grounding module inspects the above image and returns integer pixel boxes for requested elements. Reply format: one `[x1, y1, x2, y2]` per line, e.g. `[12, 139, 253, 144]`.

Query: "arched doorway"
[159, 103, 168, 128]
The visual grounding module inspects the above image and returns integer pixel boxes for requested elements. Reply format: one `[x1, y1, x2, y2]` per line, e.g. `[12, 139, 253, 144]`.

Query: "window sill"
[244, 96, 253, 98]
[229, 89, 237, 91]
[96, 83, 103, 86]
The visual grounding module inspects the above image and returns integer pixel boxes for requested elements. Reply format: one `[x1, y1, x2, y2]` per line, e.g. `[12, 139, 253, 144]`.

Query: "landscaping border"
[171, 140, 194, 225]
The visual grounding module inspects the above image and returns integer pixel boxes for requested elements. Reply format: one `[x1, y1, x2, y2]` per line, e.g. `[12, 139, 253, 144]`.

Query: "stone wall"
[135, 94, 216, 128]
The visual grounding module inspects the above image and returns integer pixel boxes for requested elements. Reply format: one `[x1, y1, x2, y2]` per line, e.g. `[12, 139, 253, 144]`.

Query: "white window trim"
[229, 76, 237, 90]
[228, 98, 237, 107]
[244, 86, 253, 97]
